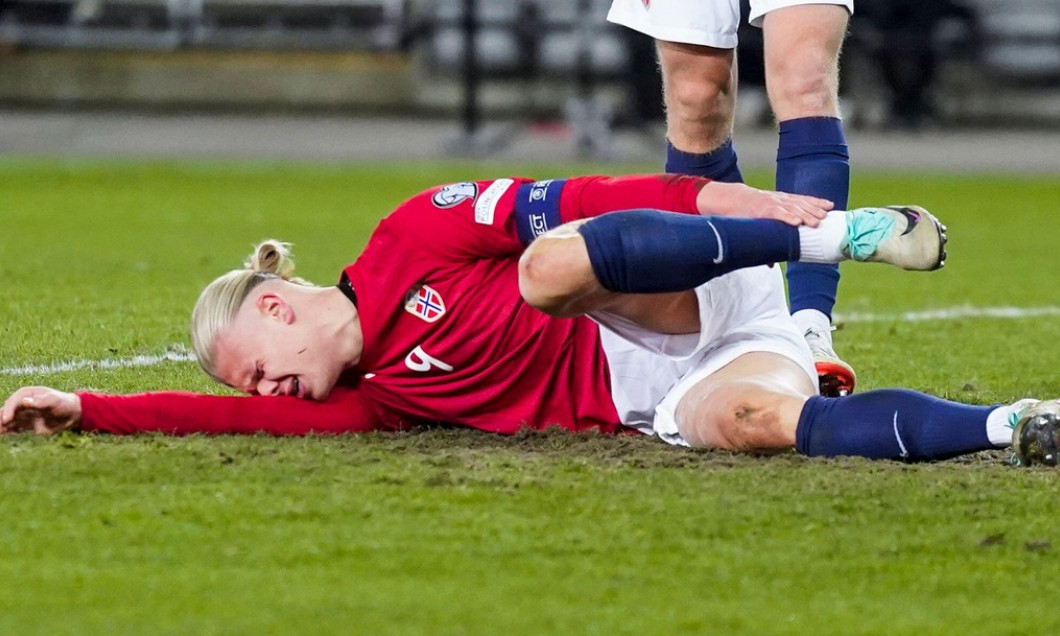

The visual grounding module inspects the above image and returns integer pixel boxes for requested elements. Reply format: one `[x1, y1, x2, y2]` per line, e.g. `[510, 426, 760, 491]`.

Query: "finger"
[3, 408, 34, 434]
[767, 204, 810, 227]
[795, 210, 820, 228]
[795, 194, 834, 210]
[800, 201, 829, 219]
[17, 393, 53, 435]
[28, 391, 56, 410]
[1, 388, 30, 427]
[0, 396, 13, 428]
[773, 209, 803, 227]
[780, 193, 834, 212]
[781, 199, 824, 223]
[3, 391, 44, 433]
[794, 204, 824, 227]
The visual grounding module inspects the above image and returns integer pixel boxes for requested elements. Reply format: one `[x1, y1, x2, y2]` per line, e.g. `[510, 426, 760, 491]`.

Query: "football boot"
[804, 326, 856, 397]
[1010, 399, 1060, 466]
[842, 205, 947, 271]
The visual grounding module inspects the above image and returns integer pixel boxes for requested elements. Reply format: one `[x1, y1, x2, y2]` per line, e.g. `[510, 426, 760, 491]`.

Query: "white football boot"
[842, 205, 948, 271]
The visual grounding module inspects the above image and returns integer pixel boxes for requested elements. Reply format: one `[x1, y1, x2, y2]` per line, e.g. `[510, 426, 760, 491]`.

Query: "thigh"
[674, 351, 816, 450]
[761, 4, 851, 119]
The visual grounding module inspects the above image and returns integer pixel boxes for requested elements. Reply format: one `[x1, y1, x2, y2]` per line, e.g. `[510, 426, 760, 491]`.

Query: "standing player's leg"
[759, 2, 854, 395]
[607, 0, 745, 183]
[657, 41, 744, 183]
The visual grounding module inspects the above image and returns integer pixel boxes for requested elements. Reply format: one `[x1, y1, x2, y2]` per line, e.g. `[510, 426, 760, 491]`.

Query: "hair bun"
[246, 239, 296, 280]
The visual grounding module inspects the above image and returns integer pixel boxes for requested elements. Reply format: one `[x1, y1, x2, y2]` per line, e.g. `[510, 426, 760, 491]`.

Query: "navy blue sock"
[795, 390, 994, 461]
[577, 209, 799, 293]
[666, 139, 745, 183]
[776, 117, 849, 317]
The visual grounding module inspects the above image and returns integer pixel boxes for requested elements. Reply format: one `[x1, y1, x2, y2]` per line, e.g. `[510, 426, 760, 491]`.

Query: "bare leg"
[657, 40, 737, 154]
[674, 352, 815, 451]
[762, 5, 848, 121]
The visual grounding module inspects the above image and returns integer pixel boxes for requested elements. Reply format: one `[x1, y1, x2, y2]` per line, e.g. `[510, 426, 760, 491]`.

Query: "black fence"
[0, 0, 404, 50]
[1, 0, 1057, 139]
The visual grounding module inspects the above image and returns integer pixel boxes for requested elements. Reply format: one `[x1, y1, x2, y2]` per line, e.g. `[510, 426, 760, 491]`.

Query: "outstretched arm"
[513, 174, 832, 246]
[1, 386, 401, 436]
[556, 175, 833, 226]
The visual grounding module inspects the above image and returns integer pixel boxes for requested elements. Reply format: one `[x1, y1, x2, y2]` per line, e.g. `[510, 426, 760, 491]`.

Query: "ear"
[256, 292, 296, 325]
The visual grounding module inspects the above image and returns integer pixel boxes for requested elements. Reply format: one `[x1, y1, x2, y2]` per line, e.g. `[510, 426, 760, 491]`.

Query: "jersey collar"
[337, 272, 358, 308]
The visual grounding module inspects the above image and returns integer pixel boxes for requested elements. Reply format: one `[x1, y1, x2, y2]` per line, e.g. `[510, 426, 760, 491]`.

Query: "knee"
[668, 76, 733, 122]
[667, 77, 735, 142]
[517, 233, 595, 316]
[678, 382, 797, 452]
[518, 240, 564, 314]
[712, 388, 792, 452]
[766, 52, 840, 118]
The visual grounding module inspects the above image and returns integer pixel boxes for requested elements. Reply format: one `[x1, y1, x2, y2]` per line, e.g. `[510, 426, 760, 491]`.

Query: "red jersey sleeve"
[558, 174, 706, 220]
[78, 386, 408, 436]
[374, 174, 708, 263]
[512, 174, 708, 245]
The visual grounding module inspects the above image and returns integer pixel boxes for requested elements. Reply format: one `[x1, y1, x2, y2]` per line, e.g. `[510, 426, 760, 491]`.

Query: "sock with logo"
[577, 209, 799, 293]
[666, 139, 745, 183]
[795, 390, 997, 460]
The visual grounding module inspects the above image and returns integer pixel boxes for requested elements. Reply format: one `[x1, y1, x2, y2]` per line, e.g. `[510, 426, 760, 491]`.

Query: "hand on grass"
[696, 181, 833, 227]
[0, 387, 82, 435]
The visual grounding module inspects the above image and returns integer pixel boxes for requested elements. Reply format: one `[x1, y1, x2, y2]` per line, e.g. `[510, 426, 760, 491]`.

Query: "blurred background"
[0, 0, 1057, 165]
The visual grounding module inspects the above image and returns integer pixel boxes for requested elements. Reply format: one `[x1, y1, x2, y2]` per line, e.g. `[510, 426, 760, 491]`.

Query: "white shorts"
[595, 265, 817, 446]
[607, 0, 854, 48]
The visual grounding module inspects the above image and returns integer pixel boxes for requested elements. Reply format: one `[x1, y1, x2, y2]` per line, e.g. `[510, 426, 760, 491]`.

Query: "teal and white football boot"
[842, 205, 948, 271]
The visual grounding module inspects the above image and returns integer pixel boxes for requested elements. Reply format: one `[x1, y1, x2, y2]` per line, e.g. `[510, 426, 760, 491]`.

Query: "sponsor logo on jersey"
[432, 182, 478, 208]
[529, 213, 549, 236]
[405, 284, 446, 322]
[528, 179, 553, 203]
[474, 178, 513, 225]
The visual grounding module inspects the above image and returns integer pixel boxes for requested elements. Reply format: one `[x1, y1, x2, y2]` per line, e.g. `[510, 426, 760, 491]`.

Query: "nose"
[257, 377, 281, 397]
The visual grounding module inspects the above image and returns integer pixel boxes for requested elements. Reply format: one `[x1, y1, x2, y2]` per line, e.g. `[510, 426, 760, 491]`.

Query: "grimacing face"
[211, 290, 347, 401]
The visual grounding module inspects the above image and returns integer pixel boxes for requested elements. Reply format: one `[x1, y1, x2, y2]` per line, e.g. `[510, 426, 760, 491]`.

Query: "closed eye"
[244, 362, 264, 395]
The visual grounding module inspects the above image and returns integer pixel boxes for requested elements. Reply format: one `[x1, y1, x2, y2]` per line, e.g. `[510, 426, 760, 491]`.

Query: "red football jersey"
[78, 174, 707, 436]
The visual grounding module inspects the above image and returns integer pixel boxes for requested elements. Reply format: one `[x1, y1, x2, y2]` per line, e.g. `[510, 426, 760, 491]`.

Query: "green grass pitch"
[1, 159, 1059, 634]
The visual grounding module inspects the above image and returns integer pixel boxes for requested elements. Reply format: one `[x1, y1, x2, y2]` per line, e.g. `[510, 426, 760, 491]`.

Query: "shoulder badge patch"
[474, 178, 514, 225]
[405, 284, 446, 323]
[432, 182, 478, 208]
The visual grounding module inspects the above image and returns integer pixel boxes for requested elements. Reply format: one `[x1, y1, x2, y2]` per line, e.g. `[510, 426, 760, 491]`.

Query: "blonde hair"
[191, 240, 311, 378]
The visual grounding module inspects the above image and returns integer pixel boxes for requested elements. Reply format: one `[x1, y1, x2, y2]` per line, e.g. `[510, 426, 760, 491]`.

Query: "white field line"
[1, 305, 1059, 378]
[834, 305, 1060, 323]
[1, 349, 196, 377]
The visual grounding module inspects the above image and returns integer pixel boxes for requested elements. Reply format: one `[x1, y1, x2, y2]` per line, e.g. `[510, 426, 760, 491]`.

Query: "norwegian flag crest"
[405, 285, 446, 323]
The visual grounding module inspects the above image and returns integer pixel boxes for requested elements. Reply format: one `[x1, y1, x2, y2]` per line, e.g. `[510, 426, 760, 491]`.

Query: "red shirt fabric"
[79, 174, 706, 436]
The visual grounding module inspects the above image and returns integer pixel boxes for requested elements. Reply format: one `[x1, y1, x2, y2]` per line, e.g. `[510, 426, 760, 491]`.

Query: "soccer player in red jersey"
[3, 174, 1058, 465]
